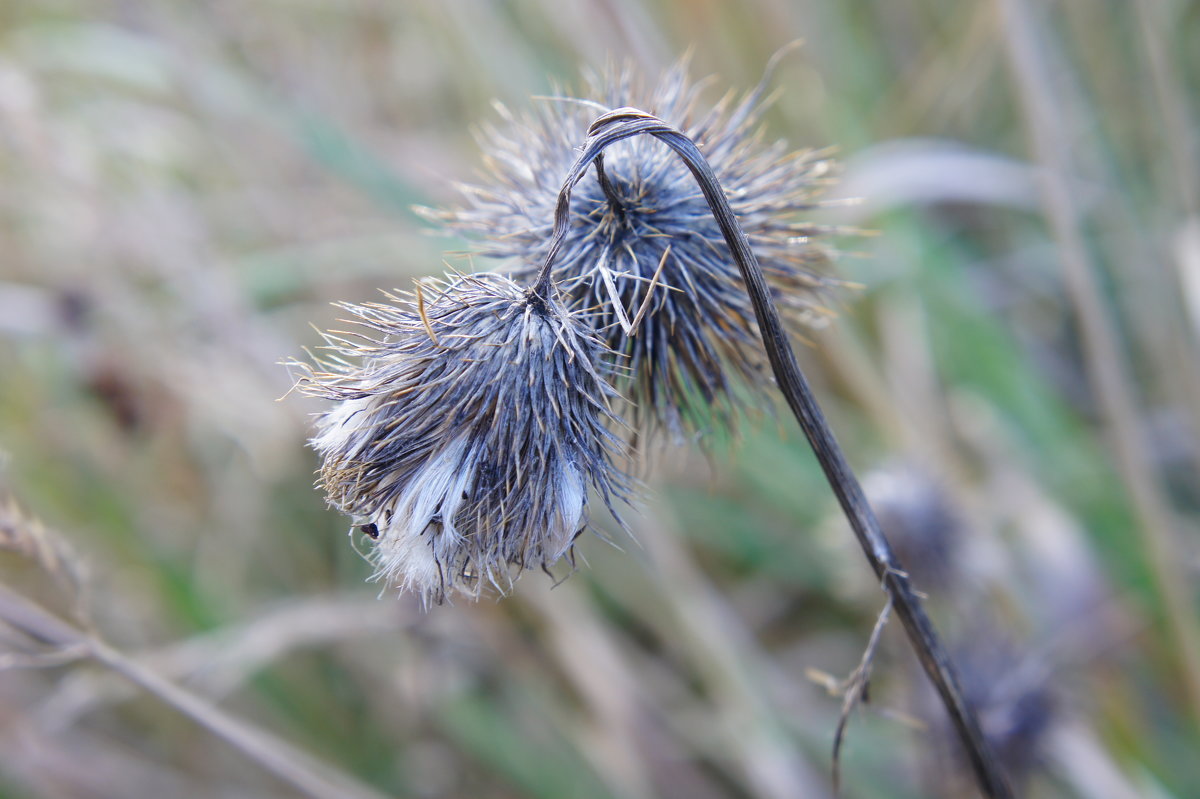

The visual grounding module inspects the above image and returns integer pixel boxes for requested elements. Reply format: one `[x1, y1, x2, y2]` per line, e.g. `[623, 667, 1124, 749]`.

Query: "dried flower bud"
[425, 60, 842, 438]
[863, 462, 961, 590]
[929, 636, 1056, 797]
[293, 273, 628, 604]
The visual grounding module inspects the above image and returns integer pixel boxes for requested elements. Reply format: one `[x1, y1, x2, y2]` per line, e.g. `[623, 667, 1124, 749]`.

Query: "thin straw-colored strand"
[0, 583, 391, 799]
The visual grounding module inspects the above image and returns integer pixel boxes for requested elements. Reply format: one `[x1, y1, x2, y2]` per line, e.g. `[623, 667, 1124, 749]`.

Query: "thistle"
[291, 92, 1011, 797]
[292, 273, 627, 604]
[424, 59, 842, 438]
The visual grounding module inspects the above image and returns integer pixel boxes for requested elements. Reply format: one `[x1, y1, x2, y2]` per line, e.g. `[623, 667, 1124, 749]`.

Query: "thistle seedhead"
[864, 463, 961, 591]
[425, 59, 842, 438]
[293, 273, 628, 604]
[933, 636, 1056, 797]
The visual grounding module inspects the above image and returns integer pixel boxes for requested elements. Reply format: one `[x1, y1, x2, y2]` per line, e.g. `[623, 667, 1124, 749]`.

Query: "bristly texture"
[292, 273, 628, 604]
[422, 60, 843, 438]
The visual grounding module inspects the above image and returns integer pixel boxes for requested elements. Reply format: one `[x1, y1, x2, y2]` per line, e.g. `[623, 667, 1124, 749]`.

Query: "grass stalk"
[998, 0, 1200, 727]
[0, 584, 391, 799]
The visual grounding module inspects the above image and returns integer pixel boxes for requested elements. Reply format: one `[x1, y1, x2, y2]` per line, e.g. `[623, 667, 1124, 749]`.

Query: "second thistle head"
[426, 58, 843, 439]
[293, 273, 629, 604]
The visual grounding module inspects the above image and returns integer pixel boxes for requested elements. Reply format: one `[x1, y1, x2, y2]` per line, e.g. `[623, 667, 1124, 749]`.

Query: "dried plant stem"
[999, 0, 1200, 726]
[593, 153, 627, 224]
[833, 598, 892, 797]
[0, 584, 391, 799]
[534, 109, 1013, 799]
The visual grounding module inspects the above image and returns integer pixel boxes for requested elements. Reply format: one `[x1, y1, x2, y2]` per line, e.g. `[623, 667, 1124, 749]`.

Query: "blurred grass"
[1, 1, 1199, 797]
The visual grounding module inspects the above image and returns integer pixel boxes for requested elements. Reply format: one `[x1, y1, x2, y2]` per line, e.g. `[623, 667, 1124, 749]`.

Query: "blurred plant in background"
[1, 1, 1198, 798]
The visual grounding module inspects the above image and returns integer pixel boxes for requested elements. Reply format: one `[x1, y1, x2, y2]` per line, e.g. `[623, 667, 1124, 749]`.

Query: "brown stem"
[530, 108, 1014, 799]
[594, 153, 627, 223]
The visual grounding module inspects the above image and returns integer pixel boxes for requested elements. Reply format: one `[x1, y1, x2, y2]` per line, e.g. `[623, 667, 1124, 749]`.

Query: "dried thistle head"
[864, 462, 961, 590]
[933, 636, 1056, 796]
[292, 273, 628, 604]
[425, 59, 843, 438]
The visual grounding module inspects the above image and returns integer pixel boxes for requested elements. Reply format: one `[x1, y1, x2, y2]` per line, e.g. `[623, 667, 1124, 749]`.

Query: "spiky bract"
[426, 61, 842, 438]
[294, 274, 627, 604]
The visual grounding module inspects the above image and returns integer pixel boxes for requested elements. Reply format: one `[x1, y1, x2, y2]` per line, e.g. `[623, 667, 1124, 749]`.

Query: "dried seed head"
[936, 636, 1056, 795]
[425, 60, 843, 438]
[293, 273, 628, 604]
[864, 463, 961, 590]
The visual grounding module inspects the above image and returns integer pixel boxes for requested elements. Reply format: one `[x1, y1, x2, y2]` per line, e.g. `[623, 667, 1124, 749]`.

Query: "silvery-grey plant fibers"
[291, 273, 629, 604]
[422, 58, 843, 439]
[292, 86, 1011, 798]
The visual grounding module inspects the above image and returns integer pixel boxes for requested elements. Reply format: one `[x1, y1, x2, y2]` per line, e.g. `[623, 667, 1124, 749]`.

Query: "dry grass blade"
[628, 244, 672, 335]
[0, 584, 391, 799]
[634, 510, 830, 799]
[0, 497, 88, 624]
[38, 596, 409, 728]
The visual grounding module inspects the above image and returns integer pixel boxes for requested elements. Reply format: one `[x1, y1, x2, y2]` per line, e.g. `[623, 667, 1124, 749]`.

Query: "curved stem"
[593, 153, 627, 223]
[530, 108, 1013, 799]
[528, 114, 670, 301]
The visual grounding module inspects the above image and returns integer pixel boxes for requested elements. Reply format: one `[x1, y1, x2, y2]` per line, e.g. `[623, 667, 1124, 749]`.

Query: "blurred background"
[1, 1, 1198, 797]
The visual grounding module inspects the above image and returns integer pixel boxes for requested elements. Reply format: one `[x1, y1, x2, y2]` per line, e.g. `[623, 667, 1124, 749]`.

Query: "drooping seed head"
[424, 60, 843, 439]
[292, 273, 629, 604]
